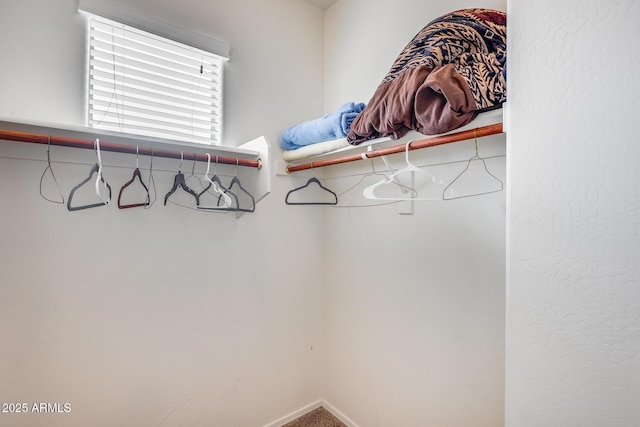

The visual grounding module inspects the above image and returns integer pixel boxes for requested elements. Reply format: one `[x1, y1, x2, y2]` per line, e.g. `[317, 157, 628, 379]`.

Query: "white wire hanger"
[363, 140, 445, 201]
[442, 135, 503, 200]
[39, 136, 65, 204]
[332, 155, 417, 208]
[145, 148, 157, 209]
[185, 155, 207, 195]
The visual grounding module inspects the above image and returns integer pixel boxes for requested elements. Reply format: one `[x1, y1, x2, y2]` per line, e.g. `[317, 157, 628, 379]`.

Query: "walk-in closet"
[1, 0, 638, 426]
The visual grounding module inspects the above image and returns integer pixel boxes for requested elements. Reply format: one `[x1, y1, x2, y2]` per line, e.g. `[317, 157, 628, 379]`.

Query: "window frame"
[82, 9, 228, 146]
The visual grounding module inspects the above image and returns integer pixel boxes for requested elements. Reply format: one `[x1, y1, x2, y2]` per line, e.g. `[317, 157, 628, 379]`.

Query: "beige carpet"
[282, 407, 347, 427]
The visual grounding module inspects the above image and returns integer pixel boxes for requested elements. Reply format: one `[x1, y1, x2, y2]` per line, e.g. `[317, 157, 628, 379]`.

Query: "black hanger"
[222, 176, 255, 212]
[285, 177, 338, 205]
[118, 168, 150, 209]
[67, 163, 112, 211]
[164, 152, 200, 206]
[220, 160, 255, 213]
[118, 147, 150, 209]
[164, 172, 200, 206]
[197, 176, 239, 211]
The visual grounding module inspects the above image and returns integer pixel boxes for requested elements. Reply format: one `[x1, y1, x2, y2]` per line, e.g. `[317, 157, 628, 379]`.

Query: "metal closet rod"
[0, 128, 262, 169]
[285, 122, 503, 173]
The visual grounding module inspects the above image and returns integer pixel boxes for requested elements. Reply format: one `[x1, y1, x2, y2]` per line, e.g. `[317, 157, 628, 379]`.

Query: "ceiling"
[304, 0, 338, 10]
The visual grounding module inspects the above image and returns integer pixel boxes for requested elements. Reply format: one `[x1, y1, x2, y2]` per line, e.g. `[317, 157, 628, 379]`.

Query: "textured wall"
[506, 0, 640, 425]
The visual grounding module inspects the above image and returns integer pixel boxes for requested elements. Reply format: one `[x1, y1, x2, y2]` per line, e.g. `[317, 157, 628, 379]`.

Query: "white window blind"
[87, 14, 225, 145]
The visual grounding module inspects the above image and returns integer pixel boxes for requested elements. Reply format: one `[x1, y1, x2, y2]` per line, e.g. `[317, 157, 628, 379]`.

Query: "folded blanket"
[347, 9, 506, 145]
[281, 102, 366, 150]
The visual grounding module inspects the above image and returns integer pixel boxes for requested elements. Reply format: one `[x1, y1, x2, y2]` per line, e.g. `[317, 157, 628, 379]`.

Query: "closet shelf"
[282, 108, 504, 174]
[0, 117, 262, 168]
[286, 123, 502, 173]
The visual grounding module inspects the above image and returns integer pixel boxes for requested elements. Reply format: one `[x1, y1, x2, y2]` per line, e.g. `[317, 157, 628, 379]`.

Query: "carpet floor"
[282, 407, 347, 427]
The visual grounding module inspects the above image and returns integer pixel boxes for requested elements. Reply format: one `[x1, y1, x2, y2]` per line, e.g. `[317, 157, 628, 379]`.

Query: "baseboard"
[262, 400, 323, 427]
[263, 398, 359, 427]
[321, 399, 360, 427]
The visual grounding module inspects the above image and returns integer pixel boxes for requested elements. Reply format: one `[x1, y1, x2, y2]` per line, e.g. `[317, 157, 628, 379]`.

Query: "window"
[87, 14, 225, 145]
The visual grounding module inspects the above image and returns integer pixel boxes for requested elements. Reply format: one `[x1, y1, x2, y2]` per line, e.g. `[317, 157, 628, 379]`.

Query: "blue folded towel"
[280, 102, 366, 150]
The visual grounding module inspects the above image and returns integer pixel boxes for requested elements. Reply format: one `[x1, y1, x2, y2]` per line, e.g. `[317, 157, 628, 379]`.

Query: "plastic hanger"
[219, 159, 255, 213]
[118, 146, 150, 209]
[363, 141, 445, 201]
[67, 139, 112, 211]
[442, 135, 503, 200]
[164, 151, 200, 206]
[197, 154, 238, 211]
[39, 136, 65, 204]
[285, 177, 338, 205]
[333, 156, 417, 208]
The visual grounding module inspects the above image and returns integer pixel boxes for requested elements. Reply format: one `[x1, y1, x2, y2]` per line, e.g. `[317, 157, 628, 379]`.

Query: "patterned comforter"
[347, 9, 506, 145]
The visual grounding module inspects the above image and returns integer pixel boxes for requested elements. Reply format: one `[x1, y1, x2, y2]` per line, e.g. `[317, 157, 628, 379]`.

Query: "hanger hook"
[474, 129, 479, 158]
[95, 138, 102, 166]
[179, 151, 184, 171]
[136, 146, 139, 169]
[404, 140, 415, 165]
[205, 153, 211, 176]
[146, 147, 157, 208]
[94, 138, 110, 205]
[46, 136, 52, 164]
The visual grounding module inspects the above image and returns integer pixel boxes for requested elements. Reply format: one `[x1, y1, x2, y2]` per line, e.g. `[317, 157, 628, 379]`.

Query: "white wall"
[505, 0, 640, 425]
[323, 1, 507, 426]
[0, 1, 327, 426]
[324, 0, 477, 111]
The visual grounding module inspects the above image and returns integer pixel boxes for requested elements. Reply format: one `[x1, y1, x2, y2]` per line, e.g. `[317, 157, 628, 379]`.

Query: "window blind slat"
[92, 115, 220, 137]
[89, 89, 219, 120]
[93, 121, 215, 144]
[91, 27, 222, 71]
[89, 97, 219, 126]
[90, 74, 219, 108]
[90, 62, 220, 105]
[90, 41, 221, 79]
[89, 97, 217, 124]
[90, 110, 215, 134]
[90, 66, 219, 101]
[89, 105, 218, 131]
[89, 84, 218, 113]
